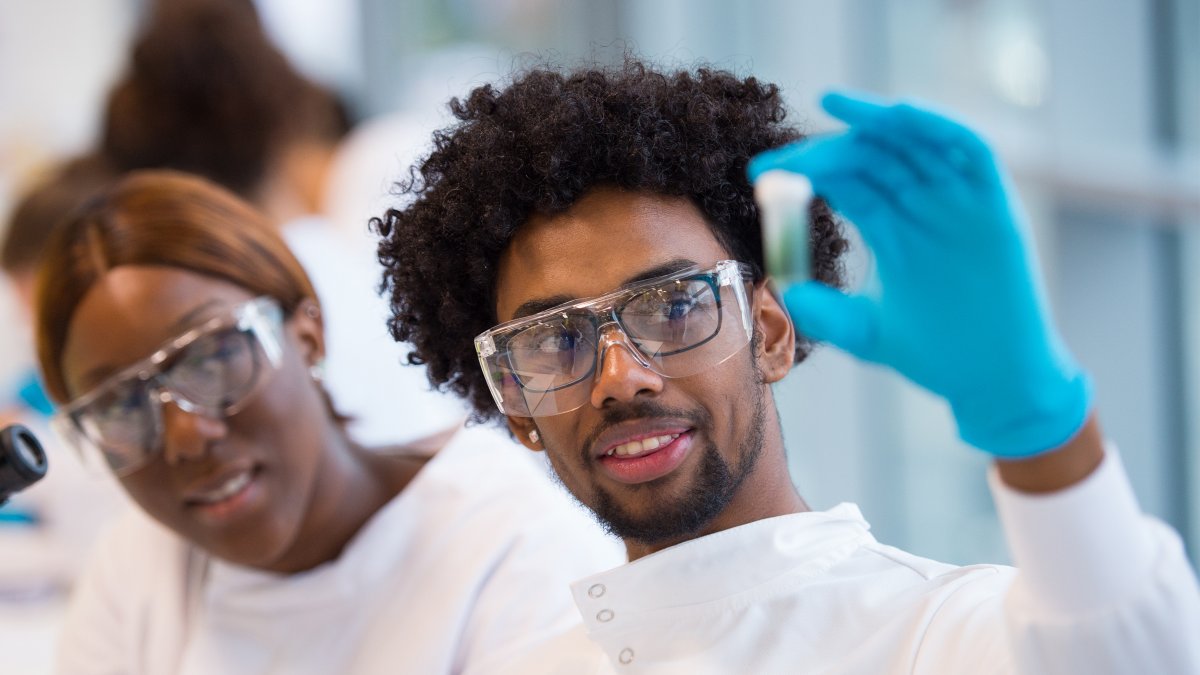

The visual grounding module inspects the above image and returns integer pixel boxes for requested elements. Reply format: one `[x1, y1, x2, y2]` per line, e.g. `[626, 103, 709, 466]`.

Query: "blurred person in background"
[37, 170, 621, 675]
[100, 0, 467, 449]
[321, 43, 507, 255]
[1, 155, 118, 420]
[0, 154, 126, 592]
[376, 60, 1200, 673]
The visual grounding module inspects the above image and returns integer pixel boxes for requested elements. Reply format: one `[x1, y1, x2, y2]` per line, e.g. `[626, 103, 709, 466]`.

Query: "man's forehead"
[494, 189, 731, 321]
[506, 257, 704, 321]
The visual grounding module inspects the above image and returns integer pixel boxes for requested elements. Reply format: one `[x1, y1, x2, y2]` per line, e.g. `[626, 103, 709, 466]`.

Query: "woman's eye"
[94, 383, 145, 418]
[176, 331, 241, 368]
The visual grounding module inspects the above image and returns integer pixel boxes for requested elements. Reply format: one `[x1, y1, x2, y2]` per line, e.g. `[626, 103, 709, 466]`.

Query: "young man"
[375, 61, 1200, 673]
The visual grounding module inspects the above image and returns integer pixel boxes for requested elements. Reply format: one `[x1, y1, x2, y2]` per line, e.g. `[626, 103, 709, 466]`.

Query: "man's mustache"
[578, 400, 713, 464]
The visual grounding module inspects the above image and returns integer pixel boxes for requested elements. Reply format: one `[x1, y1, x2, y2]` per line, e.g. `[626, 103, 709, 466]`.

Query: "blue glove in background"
[748, 91, 1092, 458]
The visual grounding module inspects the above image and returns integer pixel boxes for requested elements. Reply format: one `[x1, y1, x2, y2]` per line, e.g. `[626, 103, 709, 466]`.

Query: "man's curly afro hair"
[374, 58, 849, 423]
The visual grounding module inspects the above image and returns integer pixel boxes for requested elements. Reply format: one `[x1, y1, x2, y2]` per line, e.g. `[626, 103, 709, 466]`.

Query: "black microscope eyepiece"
[0, 424, 49, 505]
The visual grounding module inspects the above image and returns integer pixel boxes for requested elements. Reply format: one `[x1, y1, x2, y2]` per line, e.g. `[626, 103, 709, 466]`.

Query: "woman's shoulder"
[397, 424, 564, 503]
[381, 423, 621, 558]
[363, 423, 611, 548]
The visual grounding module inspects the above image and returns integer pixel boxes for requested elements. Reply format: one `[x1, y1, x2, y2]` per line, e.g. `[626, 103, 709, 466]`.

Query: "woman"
[36, 171, 621, 674]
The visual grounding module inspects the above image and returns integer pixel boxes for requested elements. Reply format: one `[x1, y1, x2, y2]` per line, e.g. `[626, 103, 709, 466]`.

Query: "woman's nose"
[160, 399, 228, 466]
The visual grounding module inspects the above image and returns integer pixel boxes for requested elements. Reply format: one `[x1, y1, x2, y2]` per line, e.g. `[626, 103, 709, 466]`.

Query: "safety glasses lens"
[619, 279, 721, 358]
[161, 329, 261, 410]
[507, 315, 598, 393]
[74, 380, 157, 471]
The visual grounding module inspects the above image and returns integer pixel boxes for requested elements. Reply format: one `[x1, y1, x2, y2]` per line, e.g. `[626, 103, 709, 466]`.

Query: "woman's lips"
[597, 431, 694, 484]
[184, 466, 265, 524]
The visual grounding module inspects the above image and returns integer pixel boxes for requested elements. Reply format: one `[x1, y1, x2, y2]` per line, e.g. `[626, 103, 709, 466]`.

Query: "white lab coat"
[55, 425, 625, 675]
[486, 449, 1200, 674]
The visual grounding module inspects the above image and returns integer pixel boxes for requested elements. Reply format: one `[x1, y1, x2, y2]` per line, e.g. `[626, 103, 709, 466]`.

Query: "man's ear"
[754, 283, 796, 384]
[289, 298, 327, 368]
[506, 415, 544, 453]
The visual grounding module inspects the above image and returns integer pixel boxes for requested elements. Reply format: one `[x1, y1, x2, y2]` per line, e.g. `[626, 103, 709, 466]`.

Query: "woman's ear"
[289, 298, 327, 368]
[754, 283, 796, 384]
[506, 415, 545, 453]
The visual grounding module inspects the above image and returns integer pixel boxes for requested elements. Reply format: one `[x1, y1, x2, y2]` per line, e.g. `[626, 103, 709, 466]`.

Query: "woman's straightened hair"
[35, 170, 319, 405]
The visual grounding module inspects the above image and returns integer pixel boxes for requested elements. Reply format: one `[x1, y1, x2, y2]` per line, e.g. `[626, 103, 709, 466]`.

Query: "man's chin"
[591, 443, 737, 544]
[607, 516, 715, 550]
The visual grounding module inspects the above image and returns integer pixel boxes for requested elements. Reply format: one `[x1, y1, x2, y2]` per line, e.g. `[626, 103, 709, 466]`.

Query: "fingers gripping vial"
[747, 91, 1094, 458]
[754, 170, 813, 286]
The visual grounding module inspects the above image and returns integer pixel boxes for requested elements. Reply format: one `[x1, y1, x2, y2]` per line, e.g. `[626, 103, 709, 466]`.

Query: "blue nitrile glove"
[748, 91, 1092, 458]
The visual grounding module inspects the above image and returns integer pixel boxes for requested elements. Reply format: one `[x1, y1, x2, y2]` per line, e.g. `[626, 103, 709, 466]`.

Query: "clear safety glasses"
[475, 260, 756, 417]
[52, 297, 286, 476]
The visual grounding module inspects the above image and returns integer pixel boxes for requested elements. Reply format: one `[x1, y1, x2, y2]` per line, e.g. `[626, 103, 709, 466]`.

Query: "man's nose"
[160, 399, 227, 466]
[589, 329, 665, 409]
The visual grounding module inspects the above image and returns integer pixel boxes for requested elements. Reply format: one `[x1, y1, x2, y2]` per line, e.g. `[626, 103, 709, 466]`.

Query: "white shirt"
[283, 217, 469, 447]
[55, 425, 625, 675]
[489, 450, 1200, 674]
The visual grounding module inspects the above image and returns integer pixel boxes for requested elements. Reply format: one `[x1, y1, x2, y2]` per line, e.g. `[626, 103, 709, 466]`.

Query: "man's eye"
[666, 295, 696, 320]
[537, 330, 577, 352]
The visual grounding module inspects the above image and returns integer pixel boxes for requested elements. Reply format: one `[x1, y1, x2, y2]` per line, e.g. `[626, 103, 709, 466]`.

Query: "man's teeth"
[195, 471, 252, 505]
[606, 434, 681, 458]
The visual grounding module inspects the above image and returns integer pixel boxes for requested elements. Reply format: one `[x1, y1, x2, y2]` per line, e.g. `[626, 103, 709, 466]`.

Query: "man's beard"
[555, 383, 768, 547]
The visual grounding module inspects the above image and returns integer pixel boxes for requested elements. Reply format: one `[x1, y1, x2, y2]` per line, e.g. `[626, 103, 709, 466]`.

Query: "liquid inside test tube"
[754, 170, 814, 286]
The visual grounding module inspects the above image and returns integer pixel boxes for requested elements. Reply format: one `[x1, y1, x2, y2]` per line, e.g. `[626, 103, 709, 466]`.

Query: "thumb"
[783, 282, 879, 362]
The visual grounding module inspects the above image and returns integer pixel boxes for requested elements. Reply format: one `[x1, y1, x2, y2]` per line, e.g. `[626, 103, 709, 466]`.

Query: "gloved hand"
[748, 91, 1092, 458]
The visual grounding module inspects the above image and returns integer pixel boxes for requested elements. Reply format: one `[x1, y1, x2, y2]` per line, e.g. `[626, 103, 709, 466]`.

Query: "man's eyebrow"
[621, 258, 699, 286]
[512, 296, 574, 320]
[510, 258, 700, 320]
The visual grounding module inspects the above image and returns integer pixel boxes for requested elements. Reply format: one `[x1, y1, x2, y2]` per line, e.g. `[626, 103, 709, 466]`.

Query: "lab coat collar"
[570, 503, 875, 637]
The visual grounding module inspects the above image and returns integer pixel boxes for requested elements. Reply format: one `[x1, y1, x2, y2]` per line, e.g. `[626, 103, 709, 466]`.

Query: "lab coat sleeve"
[991, 448, 1200, 674]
